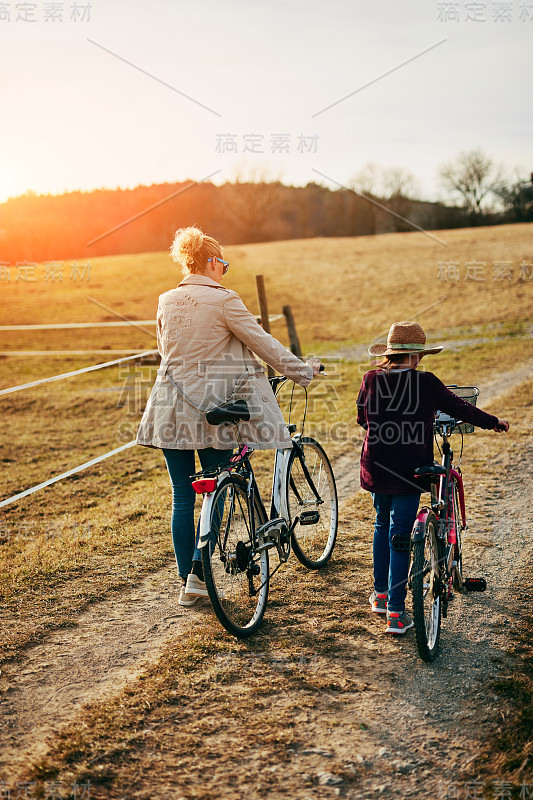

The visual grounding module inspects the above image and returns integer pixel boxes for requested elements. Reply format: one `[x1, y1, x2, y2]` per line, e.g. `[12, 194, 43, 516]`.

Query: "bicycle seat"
[414, 463, 447, 479]
[206, 399, 251, 426]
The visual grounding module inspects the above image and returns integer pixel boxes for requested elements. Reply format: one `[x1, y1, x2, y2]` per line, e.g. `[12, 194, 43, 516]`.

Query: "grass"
[0, 223, 532, 355]
[490, 672, 533, 774]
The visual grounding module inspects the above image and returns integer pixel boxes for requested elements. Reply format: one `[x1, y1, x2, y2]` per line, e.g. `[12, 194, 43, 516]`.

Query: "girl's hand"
[307, 357, 324, 377]
[494, 419, 509, 432]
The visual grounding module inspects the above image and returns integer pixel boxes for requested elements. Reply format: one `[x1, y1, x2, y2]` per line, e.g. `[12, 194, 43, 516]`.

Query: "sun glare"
[0, 164, 31, 204]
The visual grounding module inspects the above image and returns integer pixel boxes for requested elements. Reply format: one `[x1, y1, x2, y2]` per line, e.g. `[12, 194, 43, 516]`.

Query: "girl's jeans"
[162, 448, 232, 580]
[371, 492, 420, 613]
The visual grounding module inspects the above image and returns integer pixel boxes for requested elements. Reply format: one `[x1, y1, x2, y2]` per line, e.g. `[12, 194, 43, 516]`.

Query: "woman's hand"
[494, 419, 509, 432]
[307, 357, 324, 377]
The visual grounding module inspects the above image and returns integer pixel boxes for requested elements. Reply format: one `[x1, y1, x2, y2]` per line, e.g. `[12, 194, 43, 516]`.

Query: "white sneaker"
[185, 573, 209, 598]
[178, 586, 198, 607]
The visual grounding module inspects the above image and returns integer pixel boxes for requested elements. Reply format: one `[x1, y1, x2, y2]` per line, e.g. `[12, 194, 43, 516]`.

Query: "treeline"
[0, 176, 527, 264]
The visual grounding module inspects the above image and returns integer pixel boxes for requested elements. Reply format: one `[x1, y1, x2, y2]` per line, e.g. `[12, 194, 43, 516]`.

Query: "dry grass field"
[1, 222, 532, 355]
[0, 224, 532, 798]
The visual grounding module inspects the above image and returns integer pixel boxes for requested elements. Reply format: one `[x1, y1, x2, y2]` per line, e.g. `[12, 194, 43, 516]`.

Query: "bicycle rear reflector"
[464, 578, 487, 592]
[192, 478, 217, 494]
[300, 511, 320, 525]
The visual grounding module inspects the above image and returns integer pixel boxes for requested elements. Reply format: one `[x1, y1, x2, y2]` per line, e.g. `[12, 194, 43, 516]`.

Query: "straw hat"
[368, 321, 443, 357]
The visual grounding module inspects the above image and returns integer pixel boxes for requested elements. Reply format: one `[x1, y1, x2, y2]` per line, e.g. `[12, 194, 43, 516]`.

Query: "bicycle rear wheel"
[202, 474, 269, 638]
[411, 511, 442, 662]
[286, 437, 338, 569]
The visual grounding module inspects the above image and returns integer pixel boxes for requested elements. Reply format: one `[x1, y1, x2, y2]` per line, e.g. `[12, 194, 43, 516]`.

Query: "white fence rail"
[0, 441, 137, 509]
[0, 350, 158, 397]
[0, 321, 156, 330]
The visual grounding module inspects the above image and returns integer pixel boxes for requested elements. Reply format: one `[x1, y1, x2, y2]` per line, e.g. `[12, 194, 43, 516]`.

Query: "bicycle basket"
[444, 385, 480, 434]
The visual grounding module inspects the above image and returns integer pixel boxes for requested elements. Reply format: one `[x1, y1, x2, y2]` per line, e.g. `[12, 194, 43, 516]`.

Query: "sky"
[0, 0, 531, 204]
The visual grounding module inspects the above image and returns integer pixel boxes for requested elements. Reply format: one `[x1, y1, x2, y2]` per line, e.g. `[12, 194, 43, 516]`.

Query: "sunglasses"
[207, 256, 229, 275]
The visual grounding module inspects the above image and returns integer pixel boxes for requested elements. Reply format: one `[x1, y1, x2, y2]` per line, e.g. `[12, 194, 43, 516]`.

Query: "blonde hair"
[170, 226, 222, 276]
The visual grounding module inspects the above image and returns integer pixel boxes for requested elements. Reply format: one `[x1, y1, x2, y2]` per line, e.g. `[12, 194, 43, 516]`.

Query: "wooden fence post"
[282, 305, 303, 359]
[255, 274, 275, 378]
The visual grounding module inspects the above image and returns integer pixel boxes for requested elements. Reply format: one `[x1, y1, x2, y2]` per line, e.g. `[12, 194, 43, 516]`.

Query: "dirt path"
[0, 565, 196, 778]
[353, 437, 533, 798]
[0, 365, 531, 791]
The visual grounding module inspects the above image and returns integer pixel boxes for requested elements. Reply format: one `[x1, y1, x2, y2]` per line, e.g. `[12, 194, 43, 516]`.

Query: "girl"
[357, 321, 509, 634]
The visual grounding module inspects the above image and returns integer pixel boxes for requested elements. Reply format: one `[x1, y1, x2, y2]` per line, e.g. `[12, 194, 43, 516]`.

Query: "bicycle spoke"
[286, 438, 338, 569]
[202, 475, 269, 638]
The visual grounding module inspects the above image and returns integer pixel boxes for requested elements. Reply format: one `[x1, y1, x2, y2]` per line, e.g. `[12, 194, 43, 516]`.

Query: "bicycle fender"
[450, 467, 466, 528]
[411, 506, 431, 542]
[274, 448, 292, 521]
[198, 491, 215, 549]
[198, 470, 230, 549]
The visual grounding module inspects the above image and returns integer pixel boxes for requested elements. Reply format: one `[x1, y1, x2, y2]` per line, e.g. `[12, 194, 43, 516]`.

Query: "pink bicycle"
[409, 386, 486, 662]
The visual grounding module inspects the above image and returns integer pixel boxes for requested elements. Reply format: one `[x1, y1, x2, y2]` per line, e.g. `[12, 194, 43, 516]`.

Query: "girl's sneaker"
[369, 591, 388, 614]
[386, 610, 414, 634]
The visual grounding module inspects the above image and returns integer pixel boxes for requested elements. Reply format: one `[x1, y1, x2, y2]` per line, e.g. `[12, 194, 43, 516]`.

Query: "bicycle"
[409, 385, 487, 662]
[190, 374, 338, 638]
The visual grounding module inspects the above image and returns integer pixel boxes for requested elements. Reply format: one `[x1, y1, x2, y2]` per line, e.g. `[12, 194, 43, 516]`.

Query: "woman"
[137, 226, 322, 607]
[357, 321, 509, 634]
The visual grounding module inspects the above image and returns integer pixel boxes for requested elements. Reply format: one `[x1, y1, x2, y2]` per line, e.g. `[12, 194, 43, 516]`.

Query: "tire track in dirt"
[0, 364, 530, 784]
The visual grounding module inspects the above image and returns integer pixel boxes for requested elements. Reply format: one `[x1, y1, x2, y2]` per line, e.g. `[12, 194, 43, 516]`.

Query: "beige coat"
[136, 274, 313, 450]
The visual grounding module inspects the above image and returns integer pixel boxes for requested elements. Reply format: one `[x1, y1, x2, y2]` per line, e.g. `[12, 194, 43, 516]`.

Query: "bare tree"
[349, 162, 381, 234]
[381, 167, 419, 232]
[382, 166, 419, 200]
[219, 166, 286, 243]
[350, 163, 420, 233]
[493, 168, 533, 221]
[351, 162, 381, 196]
[438, 150, 502, 218]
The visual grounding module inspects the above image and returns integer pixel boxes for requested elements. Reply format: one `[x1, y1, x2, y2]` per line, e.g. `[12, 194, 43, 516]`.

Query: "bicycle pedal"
[464, 577, 487, 592]
[299, 510, 320, 525]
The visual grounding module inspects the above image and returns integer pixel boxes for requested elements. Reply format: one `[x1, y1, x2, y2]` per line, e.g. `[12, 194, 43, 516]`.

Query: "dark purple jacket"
[357, 369, 498, 495]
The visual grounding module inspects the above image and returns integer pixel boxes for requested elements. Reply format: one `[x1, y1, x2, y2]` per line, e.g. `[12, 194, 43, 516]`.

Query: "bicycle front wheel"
[286, 437, 338, 569]
[412, 511, 442, 662]
[202, 474, 269, 638]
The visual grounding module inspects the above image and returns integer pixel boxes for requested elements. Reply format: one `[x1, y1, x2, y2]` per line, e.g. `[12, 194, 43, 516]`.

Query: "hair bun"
[170, 226, 205, 267]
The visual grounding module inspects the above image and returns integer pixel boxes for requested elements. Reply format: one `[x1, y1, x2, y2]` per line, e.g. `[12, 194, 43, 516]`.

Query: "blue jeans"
[162, 448, 232, 579]
[371, 493, 420, 613]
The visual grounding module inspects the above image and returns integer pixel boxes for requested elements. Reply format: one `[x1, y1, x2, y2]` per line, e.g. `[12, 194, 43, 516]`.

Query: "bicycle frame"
[412, 423, 465, 613]
[196, 433, 319, 554]
[195, 365, 326, 556]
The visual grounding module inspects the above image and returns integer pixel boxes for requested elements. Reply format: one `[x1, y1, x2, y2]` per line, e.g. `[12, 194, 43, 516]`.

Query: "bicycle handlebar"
[268, 363, 325, 393]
